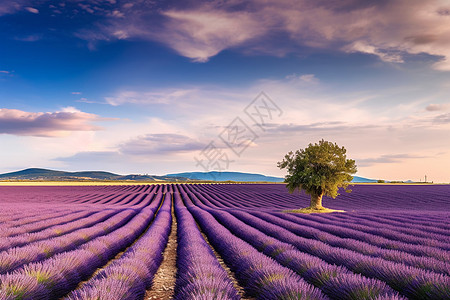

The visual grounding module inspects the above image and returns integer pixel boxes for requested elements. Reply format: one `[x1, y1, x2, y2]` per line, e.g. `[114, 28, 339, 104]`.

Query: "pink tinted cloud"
[426, 103, 450, 111]
[157, 8, 265, 62]
[0, 108, 103, 137]
[24, 6, 38, 14]
[119, 133, 204, 155]
[0, 0, 29, 16]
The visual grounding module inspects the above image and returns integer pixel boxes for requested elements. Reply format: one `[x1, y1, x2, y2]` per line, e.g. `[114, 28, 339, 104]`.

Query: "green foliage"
[377, 179, 385, 183]
[277, 139, 357, 199]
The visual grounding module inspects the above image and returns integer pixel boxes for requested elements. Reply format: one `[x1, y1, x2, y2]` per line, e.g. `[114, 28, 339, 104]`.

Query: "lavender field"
[0, 184, 448, 300]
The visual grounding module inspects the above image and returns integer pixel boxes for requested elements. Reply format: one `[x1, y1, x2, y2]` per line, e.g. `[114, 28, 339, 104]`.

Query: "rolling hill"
[0, 168, 379, 183]
[166, 172, 378, 183]
[166, 171, 284, 182]
[0, 168, 182, 182]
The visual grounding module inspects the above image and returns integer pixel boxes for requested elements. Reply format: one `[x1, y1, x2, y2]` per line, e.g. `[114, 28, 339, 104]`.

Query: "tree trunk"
[309, 193, 324, 209]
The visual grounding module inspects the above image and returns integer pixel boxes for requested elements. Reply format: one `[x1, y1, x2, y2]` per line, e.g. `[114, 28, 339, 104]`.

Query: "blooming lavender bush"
[0, 183, 448, 299]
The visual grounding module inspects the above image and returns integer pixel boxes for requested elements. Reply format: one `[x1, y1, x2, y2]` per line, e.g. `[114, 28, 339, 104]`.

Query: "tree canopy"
[278, 139, 357, 210]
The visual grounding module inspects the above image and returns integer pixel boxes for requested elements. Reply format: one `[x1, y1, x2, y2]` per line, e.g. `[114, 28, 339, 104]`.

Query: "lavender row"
[192, 188, 297, 209]
[210, 190, 298, 209]
[227, 209, 449, 300]
[65, 193, 169, 299]
[191, 183, 450, 212]
[292, 213, 450, 250]
[0, 210, 96, 239]
[75, 192, 150, 206]
[355, 213, 450, 230]
[0, 196, 161, 299]
[0, 209, 86, 235]
[245, 211, 450, 275]
[183, 195, 328, 300]
[0, 209, 138, 275]
[76, 192, 156, 208]
[174, 192, 240, 300]
[205, 206, 403, 300]
[272, 212, 449, 262]
[0, 207, 67, 225]
[0, 209, 120, 252]
[322, 213, 450, 237]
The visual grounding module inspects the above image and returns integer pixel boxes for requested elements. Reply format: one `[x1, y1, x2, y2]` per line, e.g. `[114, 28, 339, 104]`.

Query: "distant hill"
[166, 171, 284, 182]
[0, 168, 121, 181]
[352, 176, 378, 183]
[166, 172, 378, 183]
[0, 168, 380, 183]
[0, 168, 184, 182]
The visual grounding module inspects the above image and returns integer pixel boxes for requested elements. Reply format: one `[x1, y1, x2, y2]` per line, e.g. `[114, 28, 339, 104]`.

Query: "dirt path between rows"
[197, 222, 254, 300]
[65, 209, 155, 296]
[145, 199, 178, 300]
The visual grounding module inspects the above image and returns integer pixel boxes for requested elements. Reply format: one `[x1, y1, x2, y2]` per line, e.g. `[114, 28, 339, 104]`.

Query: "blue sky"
[1, 0, 450, 182]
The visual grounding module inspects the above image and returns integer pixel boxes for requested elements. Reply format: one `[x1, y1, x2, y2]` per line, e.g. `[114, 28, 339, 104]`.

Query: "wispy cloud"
[156, 8, 265, 62]
[55, 151, 120, 164]
[84, 0, 450, 69]
[71, 92, 82, 95]
[265, 122, 378, 134]
[40, 76, 450, 181]
[104, 89, 197, 106]
[0, 70, 13, 78]
[0, 0, 29, 16]
[357, 154, 428, 167]
[426, 103, 450, 111]
[0, 108, 103, 137]
[76, 97, 104, 104]
[433, 113, 450, 124]
[24, 7, 38, 14]
[285, 74, 320, 85]
[119, 134, 205, 155]
[14, 34, 42, 42]
[7, 1, 449, 69]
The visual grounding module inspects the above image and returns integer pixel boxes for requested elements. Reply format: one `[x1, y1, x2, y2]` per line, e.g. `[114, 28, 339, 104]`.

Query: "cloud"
[2, 0, 450, 69]
[357, 153, 428, 167]
[10, 73, 448, 181]
[0, 108, 103, 137]
[119, 134, 205, 155]
[433, 113, 450, 124]
[265, 122, 377, 134]
[75, 0, 450, 69]
[71, 92, 82, 95]
[344, 42, 404, 63]
[156, 8, 265, 62]
[55, 151, 120, 163]
[426, 103, 450, 111]
[0, 70, 13, 78]
[24, 7, 38, 14]
[78, 3, 94, 14]
[104, 89, 197, 106]
[0, 0, 28, 16]
[285, 74, 320, 85]
[14, 34, 42, 42]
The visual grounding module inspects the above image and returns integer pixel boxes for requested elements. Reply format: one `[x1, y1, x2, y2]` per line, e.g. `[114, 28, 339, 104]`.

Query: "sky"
[0, 0, 449, 182]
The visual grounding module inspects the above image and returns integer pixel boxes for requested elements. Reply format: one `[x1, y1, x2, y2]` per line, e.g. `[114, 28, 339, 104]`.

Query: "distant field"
[0, 184, 448, 299]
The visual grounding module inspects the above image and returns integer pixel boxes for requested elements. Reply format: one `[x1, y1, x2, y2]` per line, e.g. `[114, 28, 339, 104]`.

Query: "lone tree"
[278, 139, 357, 211]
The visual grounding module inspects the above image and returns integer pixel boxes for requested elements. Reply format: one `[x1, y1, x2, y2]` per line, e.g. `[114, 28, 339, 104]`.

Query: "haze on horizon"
[0, 0, 449, 183]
